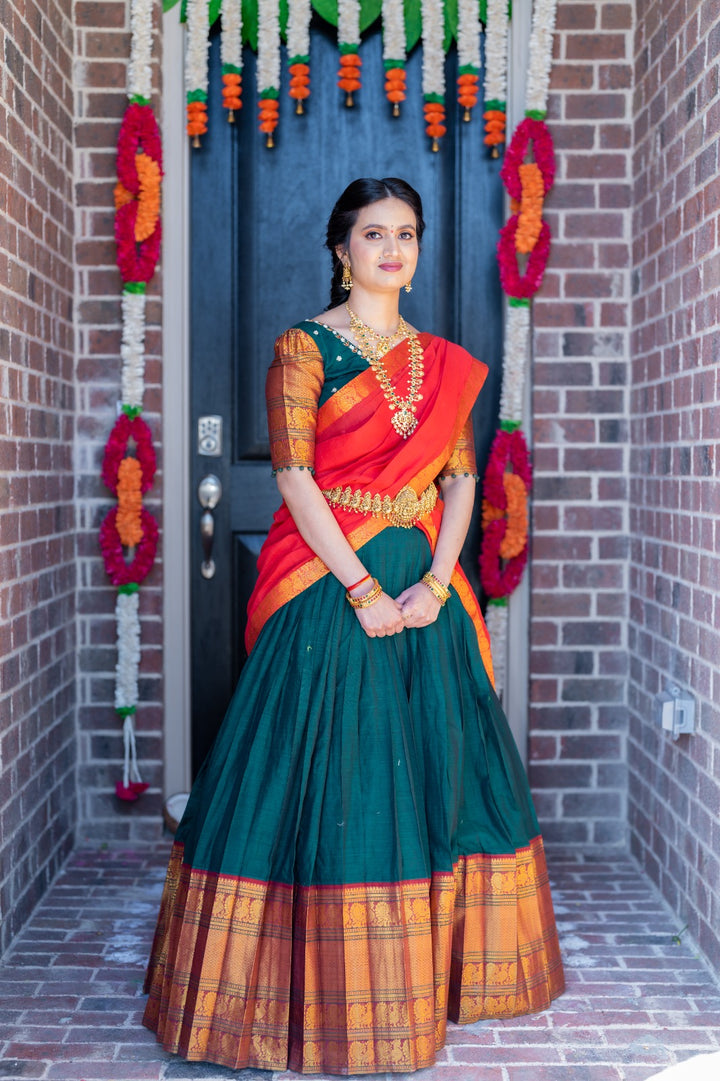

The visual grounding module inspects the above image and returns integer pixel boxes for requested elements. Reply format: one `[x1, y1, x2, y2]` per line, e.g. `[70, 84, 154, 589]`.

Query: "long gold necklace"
[346, 304, 424, 439]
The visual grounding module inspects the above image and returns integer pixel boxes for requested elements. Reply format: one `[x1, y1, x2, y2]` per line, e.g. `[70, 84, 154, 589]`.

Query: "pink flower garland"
[114, 103, 163, 284]
[497, 217, 551, 298]
[480, 428, 533, 600]
[116, 103, 163, 193]
[500, 117, 555, 198]
[101, 413, 156, 494]
[496, 116, 555, 300]
[99, 507, 159, 586]
[480, 519, 529, 598]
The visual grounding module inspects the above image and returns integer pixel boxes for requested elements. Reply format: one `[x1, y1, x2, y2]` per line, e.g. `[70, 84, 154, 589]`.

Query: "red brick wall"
[629, 0, 720, 969]
[0, 0, 77, 952]
[528, 1, 634, 846]
[75, 0, 165, 840]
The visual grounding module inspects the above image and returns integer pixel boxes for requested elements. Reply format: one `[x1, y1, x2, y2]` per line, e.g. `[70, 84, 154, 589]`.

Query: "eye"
[399, 231, 415, 241]
[364, 230, 382, 240]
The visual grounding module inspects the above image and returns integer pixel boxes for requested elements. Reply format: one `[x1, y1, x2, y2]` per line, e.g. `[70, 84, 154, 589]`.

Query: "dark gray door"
[190, 20, 504, 773]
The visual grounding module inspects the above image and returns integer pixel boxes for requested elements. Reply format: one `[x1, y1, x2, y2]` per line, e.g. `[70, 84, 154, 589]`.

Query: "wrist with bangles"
[346, 576, 383, 609]
[422, 571, 451, 606]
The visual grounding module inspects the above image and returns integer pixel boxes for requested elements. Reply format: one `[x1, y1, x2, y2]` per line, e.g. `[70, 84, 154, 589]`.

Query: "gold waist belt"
[321, 482, 437, 529]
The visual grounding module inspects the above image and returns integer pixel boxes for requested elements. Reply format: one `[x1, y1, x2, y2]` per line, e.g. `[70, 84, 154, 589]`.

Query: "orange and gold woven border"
[144, 837, 564, 1074]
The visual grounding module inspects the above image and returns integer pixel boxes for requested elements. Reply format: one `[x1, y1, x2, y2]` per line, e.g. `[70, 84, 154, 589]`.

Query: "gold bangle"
[422, 571, 451, 606]
[346, 578, 383, 609]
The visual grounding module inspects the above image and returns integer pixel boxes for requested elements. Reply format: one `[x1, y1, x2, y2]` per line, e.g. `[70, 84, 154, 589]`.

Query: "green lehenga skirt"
[143, 526, 564, 1074]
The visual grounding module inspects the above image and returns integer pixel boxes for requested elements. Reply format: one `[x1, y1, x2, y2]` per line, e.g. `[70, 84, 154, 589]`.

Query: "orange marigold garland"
[258, 0, 281, 145]
[287, 0, 311, 113]
[337, 0, 361, 106]
[221, 0, 243, 121]
[382, 0, 406, 115]
[384, 66, 406, 114]
[185, 0, 210, 145]
[116, 458, 145, 549]
[338, 49, 362, 106]
[289, 61, 311, 112]
[457, 0, 481, 121]
[421, 0, 445, 150]
[483, 0, 509, 154]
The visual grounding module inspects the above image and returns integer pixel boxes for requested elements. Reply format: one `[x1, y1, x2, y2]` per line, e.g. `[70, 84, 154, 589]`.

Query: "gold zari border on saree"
[143, 837, 564, 1074]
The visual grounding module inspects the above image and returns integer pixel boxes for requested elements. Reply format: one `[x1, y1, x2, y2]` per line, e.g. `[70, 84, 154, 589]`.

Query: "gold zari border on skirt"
[143, 838, 564, 1075]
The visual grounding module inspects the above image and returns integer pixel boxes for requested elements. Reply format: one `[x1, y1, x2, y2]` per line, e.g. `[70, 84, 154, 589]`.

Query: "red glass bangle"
[347, 573, 371, 592]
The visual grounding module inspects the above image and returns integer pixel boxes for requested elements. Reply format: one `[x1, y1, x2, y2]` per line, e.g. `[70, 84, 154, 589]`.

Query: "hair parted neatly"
[325, 178, 425, 309]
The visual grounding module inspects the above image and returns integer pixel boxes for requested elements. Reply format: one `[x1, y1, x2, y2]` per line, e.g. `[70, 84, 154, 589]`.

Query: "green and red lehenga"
[143, 323, 564, 1074]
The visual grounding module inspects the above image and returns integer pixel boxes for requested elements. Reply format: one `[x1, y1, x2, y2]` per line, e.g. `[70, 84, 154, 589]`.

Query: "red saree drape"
[245, 333, 495, 682]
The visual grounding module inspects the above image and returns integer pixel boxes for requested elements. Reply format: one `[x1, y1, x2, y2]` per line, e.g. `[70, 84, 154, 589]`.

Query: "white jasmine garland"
[122, 714, 145, 789]
[220, 0, 243, 72]
[185, 0, 210, 97]
[485, 603, 507, 702]
[128, 0, 153, 101]
[338, 0, 361, 48]
[115, 591, 141, 711]
[499, 304, 530, 423]
[382, 0, 406, 63]
[257, 0, 281, 93]
[525, 0, 559, 115]
[420, 0, 444, 98]
[457, 0, 481, 71]
[483, 0, 509, 104]
[120, 291, 147, 408]
[287, 0, 312, 60]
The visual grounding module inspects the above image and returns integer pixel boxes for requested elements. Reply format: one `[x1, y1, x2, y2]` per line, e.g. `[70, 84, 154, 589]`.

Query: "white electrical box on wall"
[655, 683, 696, 740]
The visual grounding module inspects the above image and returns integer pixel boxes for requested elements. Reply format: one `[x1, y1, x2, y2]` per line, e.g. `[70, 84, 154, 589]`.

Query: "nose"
[383, 233, 400, 255]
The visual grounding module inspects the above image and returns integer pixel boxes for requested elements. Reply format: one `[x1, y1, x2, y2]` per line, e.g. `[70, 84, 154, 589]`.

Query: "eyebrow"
[361, 223, 416, 230]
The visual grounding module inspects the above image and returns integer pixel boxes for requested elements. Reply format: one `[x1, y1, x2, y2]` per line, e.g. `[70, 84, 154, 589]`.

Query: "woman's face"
[339, 197, 419, 295]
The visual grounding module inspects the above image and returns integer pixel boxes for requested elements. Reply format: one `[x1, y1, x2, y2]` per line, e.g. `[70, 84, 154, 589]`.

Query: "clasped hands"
[355, 581, 441, 638]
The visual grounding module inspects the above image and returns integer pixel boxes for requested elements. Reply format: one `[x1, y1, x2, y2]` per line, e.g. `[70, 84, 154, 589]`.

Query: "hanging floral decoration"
[480, 0, 559, 699]
[483, 0, 509, 154]
[114, 105, 163, 283]
[287, 0, 312, 113]
[338, 0, 362, 106]
[101, 0, 163, 802]
[221, 0, 243, 120]
[457, 0, 481, 121]
[421, 0, 446, 151]
[258, 0, 281, 145]
[185, 0, 210, 145]
[481, 427, 532, 589]
[168, 1, 521, 152]
[382, 0, 406, 115]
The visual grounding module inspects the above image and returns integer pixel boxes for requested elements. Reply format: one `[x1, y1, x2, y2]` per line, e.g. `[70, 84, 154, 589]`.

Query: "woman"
[143, 178, 564, 1075]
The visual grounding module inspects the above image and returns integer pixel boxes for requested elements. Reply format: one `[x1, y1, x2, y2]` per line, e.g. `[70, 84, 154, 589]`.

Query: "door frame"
[160, 7, 532, 796]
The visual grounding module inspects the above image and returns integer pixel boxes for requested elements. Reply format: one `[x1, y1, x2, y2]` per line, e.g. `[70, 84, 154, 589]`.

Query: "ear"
[335, 245, 348, 265]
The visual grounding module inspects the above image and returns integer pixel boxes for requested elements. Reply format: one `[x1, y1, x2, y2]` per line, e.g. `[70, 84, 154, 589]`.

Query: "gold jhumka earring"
[405, 279, 413, 293]
[342, 264, 353, 290]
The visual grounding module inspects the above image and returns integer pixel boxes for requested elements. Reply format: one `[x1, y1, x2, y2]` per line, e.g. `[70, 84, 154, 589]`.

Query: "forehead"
[354, 197, 416, 230]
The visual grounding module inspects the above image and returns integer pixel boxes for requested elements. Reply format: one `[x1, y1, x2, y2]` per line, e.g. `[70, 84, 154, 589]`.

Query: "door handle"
[198, 474, 222, 579]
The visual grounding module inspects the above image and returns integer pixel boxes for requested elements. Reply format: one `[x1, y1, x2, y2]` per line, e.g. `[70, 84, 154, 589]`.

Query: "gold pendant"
[392, 408, 417, 438]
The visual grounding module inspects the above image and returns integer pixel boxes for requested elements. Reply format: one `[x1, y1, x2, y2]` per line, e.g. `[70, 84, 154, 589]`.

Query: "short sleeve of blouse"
[438, 415, 478, 479]
[266, 327, 325, 474]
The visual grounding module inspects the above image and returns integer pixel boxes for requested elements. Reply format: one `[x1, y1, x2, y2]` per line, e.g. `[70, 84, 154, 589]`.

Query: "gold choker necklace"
[346, 304, 424, 439]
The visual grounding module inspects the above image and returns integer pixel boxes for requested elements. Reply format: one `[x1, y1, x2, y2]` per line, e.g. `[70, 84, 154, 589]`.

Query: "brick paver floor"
[0, 844, 718, 1081]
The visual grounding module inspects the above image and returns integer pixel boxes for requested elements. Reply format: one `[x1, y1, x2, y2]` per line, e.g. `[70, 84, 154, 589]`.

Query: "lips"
[379, 262, 403, 271]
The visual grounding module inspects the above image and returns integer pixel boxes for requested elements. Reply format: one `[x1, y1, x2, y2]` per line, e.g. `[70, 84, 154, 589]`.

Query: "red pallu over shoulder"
[245, 335, 494, 680]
